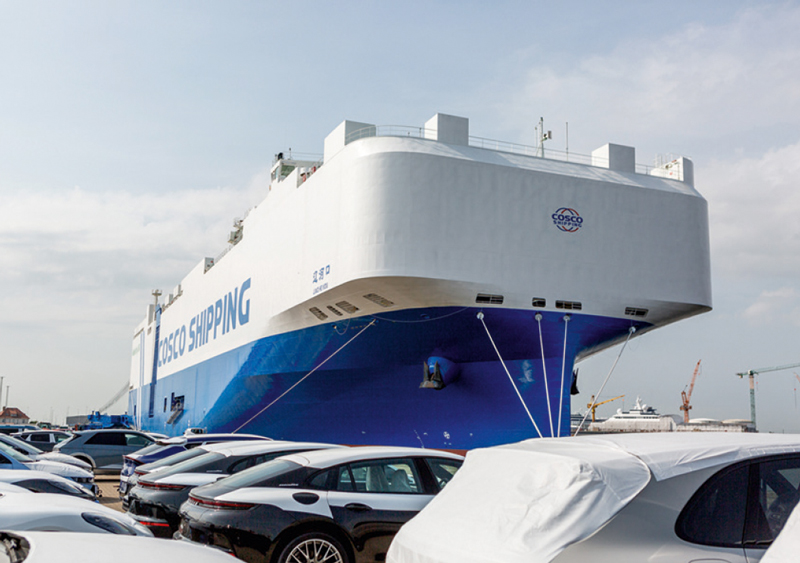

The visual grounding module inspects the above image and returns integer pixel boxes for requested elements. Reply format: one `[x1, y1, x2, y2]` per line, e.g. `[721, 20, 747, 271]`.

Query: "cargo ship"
[128, 113, 711, 449]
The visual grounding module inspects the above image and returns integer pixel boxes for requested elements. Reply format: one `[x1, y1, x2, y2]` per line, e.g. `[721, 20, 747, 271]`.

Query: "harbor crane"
[586, 394, 625, 422]
[680, 360, 702, 424]
[736, 362, 800, 430]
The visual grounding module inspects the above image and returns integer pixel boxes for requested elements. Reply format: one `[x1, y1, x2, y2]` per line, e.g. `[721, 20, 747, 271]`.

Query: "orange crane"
[586, 394, 625, 422]
[680, 360, 702, 424]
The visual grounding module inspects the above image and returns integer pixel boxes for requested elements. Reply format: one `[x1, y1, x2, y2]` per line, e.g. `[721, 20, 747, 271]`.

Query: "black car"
[177, 446, 463, 563]
[127, 441, 341, 537]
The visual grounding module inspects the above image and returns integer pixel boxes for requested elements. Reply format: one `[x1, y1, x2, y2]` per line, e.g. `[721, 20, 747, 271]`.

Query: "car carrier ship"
[128, 113, 711, 449]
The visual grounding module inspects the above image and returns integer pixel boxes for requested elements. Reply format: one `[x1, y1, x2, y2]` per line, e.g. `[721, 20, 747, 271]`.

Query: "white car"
[388, 433, 800, 563]
[0, 491, 151, 535]
[0, 441, 97, 495]
[0, 433, 93, 472]
[0, 531, 237, 562]
[0, 469, 95, 500]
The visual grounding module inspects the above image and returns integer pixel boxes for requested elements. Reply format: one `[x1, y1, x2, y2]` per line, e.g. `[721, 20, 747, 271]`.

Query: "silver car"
[53, 429, 154, 471]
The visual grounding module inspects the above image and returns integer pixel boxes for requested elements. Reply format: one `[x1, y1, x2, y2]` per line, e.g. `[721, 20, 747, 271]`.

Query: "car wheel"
[278, 532, 349, 563]
[73, 454, 95, 468]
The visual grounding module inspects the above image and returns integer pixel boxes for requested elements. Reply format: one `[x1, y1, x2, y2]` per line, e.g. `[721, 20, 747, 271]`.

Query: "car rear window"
[214, 459, 305, 489]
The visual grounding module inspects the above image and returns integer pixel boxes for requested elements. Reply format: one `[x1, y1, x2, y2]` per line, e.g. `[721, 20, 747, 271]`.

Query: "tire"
[278, 532, 349, 563]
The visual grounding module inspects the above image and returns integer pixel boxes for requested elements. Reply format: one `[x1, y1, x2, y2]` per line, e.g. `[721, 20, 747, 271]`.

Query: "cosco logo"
[552, 208, 583, 233]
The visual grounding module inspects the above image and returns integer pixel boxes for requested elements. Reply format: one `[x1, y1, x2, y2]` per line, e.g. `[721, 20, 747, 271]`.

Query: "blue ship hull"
[132, 306, 646, 449]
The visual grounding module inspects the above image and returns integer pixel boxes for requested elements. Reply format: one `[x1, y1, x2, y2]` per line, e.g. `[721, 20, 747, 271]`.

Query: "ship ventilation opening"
[420, 357, 461, 390]
[364, 293, 394, 307]
[476, 293, 504, 305]
[624, 307, 649, 318]
[167, 395, 185, 425]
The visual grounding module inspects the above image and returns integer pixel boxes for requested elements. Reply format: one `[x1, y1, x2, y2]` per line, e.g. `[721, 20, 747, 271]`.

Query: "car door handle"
[345, 503, 372, 512]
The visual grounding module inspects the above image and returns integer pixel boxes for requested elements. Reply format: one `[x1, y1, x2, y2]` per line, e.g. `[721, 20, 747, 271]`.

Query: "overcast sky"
[1, 1, 800, 433]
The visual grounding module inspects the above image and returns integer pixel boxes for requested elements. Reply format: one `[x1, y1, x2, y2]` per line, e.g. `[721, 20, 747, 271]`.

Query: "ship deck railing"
[345, 124, 673, 177]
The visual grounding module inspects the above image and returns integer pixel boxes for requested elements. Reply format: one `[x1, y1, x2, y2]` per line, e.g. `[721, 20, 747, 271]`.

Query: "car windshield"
[140, 447, 208, 472]
[143, 452, 226, 480]
[213, 459, 302, 489]
[0, 435, 41, 455]
[0, 441, 32, 463]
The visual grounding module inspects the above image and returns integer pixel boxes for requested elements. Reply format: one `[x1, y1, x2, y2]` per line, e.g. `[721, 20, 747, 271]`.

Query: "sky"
[1, 1, 799, 432]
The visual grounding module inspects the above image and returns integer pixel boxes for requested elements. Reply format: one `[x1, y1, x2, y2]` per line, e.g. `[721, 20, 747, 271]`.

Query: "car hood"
[35, 453, 93, 472]
[27, 460, 93, 479]
[387, 439, 651, 563]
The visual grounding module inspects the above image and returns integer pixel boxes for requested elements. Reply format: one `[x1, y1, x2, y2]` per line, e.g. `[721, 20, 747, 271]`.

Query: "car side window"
[0, 454, 10, 465]
[424, 458, 463, 491]
[29, 434, 50, 443]
[676, 462, 749, 547]
[336, 466, 356, 492]
[125, 434, 151, 447]
[86, 432, 126, 446]
[348, 458, 422, 494]
[747, 456, 800, 545]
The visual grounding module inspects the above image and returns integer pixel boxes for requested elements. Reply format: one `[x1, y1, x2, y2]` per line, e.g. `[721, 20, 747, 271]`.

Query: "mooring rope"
[478, 311, 544, 439]
[574, 326, 637, 437]
[557, 315, 571, 437]
[233, 319, 376, 433]
[535, 313, 554, 437]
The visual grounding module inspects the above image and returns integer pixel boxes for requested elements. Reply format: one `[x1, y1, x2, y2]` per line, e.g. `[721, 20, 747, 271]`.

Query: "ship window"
[309, 307, 328, 321]
[364, 293, 394, 308]
[336, 301, 359, 314]
[476, 293, 504, 305]
[555, 300, 582, 311]
[625, 307, 649, 318]
[532, 298, 546, 308]
[326, 306, 343, 317]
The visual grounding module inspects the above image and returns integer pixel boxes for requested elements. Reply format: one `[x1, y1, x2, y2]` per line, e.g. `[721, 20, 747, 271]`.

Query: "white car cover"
[387, 439, 650, 563]
[388, 433, 800, 563]
[762, 501, 800, 563]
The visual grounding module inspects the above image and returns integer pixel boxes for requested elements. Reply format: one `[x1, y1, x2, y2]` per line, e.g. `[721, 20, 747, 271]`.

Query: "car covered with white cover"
[0, 469, 95, 500]
[0, 433, 92, 472]
[387, 433, 800, 563]
[0, 491, 151, 535]
[0, 440, 97, 494]
[0, 530, 237, 562]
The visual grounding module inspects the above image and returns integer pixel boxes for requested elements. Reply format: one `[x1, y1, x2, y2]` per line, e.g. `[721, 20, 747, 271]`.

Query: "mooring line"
[574, 326, 636, 437]
[478, 311, 544, 438]
[535, 313, 554, 437]
[557, 315, 571, 437]
[233, 319, 376, 433]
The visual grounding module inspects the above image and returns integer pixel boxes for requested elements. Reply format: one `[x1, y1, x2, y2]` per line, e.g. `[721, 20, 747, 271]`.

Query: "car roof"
[154, 433, 268, 446]
[570, 432, 800, 480]
[186, 440, 344, 459]
[281, 445, 464, 469]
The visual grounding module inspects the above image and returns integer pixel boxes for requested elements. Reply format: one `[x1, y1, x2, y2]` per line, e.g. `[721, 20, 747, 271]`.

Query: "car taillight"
[188, 494, 254, 510]
[139, 481, 186, 491]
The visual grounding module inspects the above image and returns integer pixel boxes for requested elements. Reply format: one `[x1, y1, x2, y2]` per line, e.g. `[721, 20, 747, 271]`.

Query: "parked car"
[0, 530, 242, 562]
[0, 469, 96, 500]
[0, 424, 38, 435]
[13, 430, 72, 452]
[0, 491, 151, 535]
[53, 429, 155, 471]
[387, 433, 800, 563]
[119, 432, 270, 495]
[0, 433, 92, 472]
[0, 441, 97, 495]
[177, 446, 463, 563]
[127, 441, 342, 537]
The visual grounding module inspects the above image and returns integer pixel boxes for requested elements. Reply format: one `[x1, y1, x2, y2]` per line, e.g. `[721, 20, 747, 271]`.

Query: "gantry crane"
[736, 362, 800, 430]
[680, 360, 702, 424]
[586, 394, 625, 422]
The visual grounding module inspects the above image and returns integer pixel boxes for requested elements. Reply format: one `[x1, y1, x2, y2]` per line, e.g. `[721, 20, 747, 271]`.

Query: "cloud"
[744, 287, 799, 325]
[0, 171, 270, 327]
[493, 5, 800, 155]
